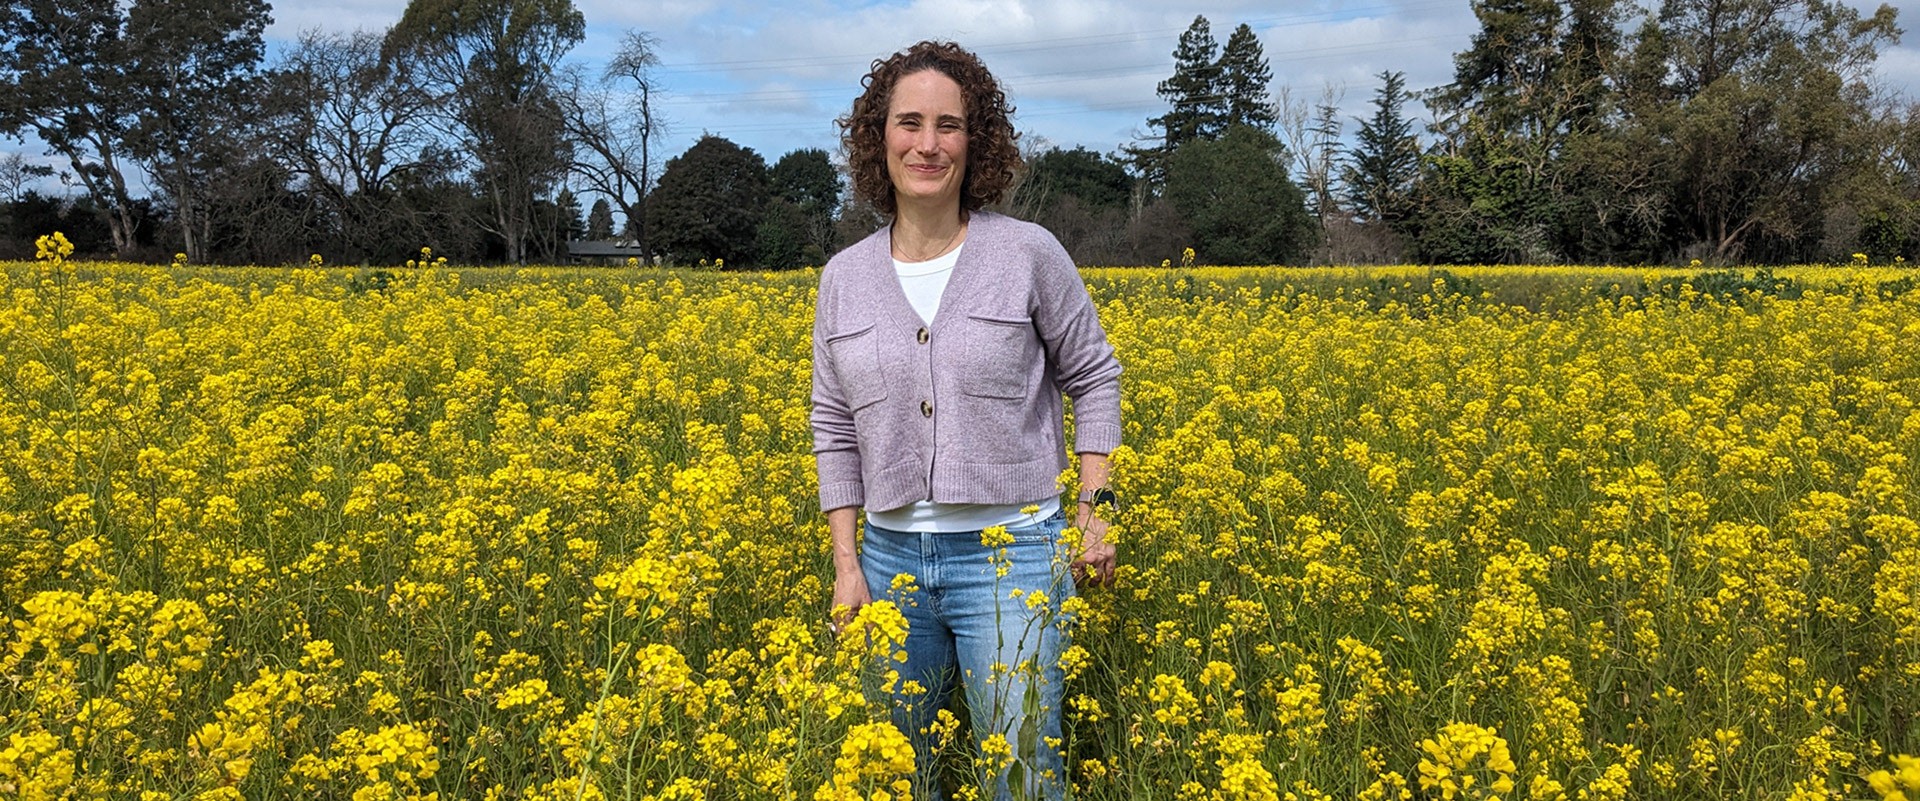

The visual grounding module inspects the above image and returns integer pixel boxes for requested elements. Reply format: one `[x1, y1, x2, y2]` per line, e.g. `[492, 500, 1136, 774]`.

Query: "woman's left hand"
[1072, 513, 1117, 588]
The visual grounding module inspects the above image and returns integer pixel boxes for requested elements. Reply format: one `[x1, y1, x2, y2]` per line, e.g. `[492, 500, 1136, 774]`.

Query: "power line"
[648, 1, 1461, 77]
[654, 33, 1460, 112]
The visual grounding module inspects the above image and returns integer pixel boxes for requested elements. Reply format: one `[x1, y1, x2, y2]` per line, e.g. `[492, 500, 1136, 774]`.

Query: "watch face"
[1092, 488, 1118, 508]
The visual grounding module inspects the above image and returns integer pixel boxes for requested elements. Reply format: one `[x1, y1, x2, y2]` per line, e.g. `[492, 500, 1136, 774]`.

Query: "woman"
[810, 40, 1123, 801]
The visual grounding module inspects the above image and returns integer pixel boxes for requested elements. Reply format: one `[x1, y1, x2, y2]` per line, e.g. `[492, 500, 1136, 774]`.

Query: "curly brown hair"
[839, 40, 1021, 218]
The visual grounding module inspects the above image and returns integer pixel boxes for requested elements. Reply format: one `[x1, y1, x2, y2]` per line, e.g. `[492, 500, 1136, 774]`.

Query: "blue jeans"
[861, 510, 1076, 801]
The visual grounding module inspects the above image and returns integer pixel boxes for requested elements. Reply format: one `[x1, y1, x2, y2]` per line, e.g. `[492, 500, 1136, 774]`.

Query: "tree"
[1216, 24, 1276, 133]
[1419, 0, 1619, 263]
[561, 29, 665, 258]
[527, 187, 584, 260]
[768, 147, 841, 258]
[1435, 0, 1567, 138]
[1557, 0, 1624, 133]
[0, 0, 143, 255]
[646, 135, 768, 265]
[1016, 146, 1135, 263]
[1622, 0, 1900, 260]
[754, 198, 812, 269]
[266, 29, 439, 262]
[1155, 16, 1225, 147]
[387, 0, 586, 264]
[1124, 16, 1224, 188]
[587, 197, 615, 240]
[1406, 119, 1560, 263]
[0, 153, 54, 204]
[201, 154, 314, 265]
[1277, 82, 1347, 262]
[1164, 124, 1316, 265]
[1343, 71, 1420, 227]
[1024, 147, 1132, 213]
[122, 0, 274, 264]
[3, 192, 122, 258]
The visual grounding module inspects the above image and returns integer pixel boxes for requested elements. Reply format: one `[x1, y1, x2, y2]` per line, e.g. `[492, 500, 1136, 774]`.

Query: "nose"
[915, 127, 940, 154]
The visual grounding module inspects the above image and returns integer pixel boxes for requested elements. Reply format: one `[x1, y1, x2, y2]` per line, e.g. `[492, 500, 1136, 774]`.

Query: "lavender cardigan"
[810, 212, 1123, 513]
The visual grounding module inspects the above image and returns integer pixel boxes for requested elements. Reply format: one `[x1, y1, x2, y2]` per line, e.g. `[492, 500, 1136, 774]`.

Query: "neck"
[891, 202, 968, 260]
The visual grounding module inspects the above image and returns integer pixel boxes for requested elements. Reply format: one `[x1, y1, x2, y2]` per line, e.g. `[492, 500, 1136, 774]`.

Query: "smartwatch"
[1076, 486, 1119, 511]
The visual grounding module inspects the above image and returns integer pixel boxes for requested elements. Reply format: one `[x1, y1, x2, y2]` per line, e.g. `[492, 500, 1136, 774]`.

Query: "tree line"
[1057, 1, 1916, 266]
[3, 0, 1915, 266]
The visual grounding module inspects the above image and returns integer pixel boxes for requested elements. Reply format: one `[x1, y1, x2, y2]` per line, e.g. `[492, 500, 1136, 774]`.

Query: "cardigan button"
[921, 400, 933, 417]
[917, 327, 929, 344]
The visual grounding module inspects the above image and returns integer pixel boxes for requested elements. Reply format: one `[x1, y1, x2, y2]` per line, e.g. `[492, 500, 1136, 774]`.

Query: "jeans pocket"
[1006, 509, 1067, 546]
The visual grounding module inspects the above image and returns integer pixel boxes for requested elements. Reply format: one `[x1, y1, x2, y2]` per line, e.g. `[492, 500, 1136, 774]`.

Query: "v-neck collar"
[876, 212, 992, 333]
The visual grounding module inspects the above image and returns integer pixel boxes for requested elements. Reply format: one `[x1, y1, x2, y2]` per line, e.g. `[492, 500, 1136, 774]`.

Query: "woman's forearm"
[828, 506, 861, 574]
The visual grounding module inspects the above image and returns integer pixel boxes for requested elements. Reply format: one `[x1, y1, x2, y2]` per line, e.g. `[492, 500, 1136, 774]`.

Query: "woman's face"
[884, 69, 968, 212]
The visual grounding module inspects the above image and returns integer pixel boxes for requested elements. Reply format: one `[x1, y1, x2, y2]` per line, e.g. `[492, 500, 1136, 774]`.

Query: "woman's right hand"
[831, 568, 871, 634]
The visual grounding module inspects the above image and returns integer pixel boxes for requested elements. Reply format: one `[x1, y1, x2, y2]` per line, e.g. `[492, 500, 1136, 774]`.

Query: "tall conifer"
[1153, 16, 1224, 149]
[1343, 71, 1420, 226]
[1217, 24, 1275, 133]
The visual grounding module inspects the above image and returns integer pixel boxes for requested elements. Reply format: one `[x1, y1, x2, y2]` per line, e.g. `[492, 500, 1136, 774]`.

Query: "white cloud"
[267, 1, 400, 37]
[630, 0, 1484, 157]
[259, 0, 1919, 163]
[576, 0, 719, 29]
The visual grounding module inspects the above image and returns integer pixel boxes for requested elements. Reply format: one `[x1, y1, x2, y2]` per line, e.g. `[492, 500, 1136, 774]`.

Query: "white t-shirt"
[893, 242, 962, 326]
[867, 242, 1063, 532]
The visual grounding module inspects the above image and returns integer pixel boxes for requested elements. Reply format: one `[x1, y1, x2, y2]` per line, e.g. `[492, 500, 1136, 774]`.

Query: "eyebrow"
[893, 111, 966, 125]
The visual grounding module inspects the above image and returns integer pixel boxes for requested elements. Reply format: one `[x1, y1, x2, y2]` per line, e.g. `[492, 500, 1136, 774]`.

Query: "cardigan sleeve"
[1028, 232, 1123, 455]
[810, 276, 866, 511]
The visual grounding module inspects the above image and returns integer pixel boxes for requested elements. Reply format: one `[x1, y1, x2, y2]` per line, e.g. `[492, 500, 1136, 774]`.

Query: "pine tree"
[1154, 16, 1224, 148]
[1343, 71, 1420, 226]
[1436, 0, 1563, 136]
[1217, 24, 1275, 133]
[1125, 15, 1223, 188]
[587, 197, 614, 240]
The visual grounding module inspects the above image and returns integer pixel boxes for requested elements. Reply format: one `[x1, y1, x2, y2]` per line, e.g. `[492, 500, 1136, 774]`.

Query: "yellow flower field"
[1, 254, 1917, 800]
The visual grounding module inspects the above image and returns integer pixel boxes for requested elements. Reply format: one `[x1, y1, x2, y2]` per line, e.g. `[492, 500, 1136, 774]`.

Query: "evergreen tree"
[645, 134, 768, 266]
[1421, 0, 1602, 263]
[1155, 16, 1224, 148]
[753, 198, 811, 269]
[769, 147, 841, 257]
[1437, 0, 1565, 136]
[587, 197, 614, 240]
[1024, 147, 1132, 212]
[1124, 15, 1222, 188]
[1216, 24, 1276, 133]
[1343, 71, 1420, 226]
[1406, 119, 1558, 263]
[1164, 124, 1316, 265]
[1557, 0, 1623, 132]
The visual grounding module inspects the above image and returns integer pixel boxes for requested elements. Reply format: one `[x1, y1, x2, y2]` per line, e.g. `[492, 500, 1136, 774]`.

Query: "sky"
[7, 0, 1920, 195]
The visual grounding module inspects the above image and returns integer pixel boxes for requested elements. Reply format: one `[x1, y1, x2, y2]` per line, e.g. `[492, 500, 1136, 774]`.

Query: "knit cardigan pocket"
[957, 313, 1037, 400]
[822, 322, 888, 411]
